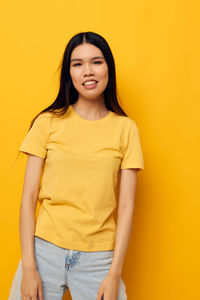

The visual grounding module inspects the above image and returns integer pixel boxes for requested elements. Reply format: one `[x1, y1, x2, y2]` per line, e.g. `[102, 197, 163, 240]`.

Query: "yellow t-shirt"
[19, 104, 144, 251]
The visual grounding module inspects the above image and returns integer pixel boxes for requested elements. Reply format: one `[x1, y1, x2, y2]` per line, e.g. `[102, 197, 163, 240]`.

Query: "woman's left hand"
[96, 271, 121, 300]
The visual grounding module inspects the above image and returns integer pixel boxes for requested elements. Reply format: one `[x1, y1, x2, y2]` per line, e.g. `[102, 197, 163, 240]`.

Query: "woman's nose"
[83, 63, 94, 75]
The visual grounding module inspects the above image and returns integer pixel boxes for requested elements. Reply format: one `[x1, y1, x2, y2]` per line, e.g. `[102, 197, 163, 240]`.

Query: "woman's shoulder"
[37, 111, 55, 119]
[35, 110, 64, 123]
[112, 112, 138, 128]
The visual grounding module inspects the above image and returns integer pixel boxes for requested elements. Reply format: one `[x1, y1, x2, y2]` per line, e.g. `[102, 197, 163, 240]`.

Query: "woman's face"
[69, 43, 109, 100]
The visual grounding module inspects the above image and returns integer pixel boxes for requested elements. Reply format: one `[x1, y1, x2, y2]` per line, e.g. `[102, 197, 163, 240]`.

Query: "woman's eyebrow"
[70, 56, 104, 62]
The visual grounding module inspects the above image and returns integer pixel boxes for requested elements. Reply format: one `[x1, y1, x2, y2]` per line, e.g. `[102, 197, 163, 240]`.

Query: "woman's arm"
[19, 154, 44, 271]
[96, 169, 138, 300]
[108, 168, 138, 277]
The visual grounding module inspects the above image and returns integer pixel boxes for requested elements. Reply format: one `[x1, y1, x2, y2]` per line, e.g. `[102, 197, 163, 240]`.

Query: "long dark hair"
[13, 31, 128, 166]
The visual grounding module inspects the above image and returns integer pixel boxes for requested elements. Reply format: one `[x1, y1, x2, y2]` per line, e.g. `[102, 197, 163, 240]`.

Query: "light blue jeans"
[9, 236, 127, 300]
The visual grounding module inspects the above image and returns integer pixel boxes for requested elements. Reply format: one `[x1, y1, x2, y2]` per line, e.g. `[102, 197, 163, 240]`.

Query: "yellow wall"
[1, 0, 199, 299]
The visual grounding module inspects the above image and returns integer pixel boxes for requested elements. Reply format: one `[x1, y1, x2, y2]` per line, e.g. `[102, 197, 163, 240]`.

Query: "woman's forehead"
[71, 43, 104, 60]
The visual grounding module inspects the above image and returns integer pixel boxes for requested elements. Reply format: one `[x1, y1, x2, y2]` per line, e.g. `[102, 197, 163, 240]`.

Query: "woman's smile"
[82, 81, 99, 89]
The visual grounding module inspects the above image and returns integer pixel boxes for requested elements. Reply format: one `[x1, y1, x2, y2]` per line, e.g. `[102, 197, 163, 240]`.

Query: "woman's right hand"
[21, 268, 44, 300]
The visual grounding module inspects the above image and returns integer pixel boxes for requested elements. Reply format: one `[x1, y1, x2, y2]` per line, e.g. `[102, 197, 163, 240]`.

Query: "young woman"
[9, 31, 144, 300]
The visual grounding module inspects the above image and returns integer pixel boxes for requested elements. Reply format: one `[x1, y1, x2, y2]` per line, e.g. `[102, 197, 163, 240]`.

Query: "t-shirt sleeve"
[19, 115, 50, 159]
[120, 121, 144, 170]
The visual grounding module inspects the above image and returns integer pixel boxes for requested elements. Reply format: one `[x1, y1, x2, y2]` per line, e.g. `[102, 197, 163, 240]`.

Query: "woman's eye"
[72, 61, 102, 67]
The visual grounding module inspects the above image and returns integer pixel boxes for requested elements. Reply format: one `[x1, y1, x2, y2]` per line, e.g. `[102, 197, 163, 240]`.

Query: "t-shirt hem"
[19, 146, 46, 158]
[120, 165, 144, 170]
[34, 230, 115, 252]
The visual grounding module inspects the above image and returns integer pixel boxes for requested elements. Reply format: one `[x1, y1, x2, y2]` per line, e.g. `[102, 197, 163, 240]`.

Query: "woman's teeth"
[84, 81, 97, 85]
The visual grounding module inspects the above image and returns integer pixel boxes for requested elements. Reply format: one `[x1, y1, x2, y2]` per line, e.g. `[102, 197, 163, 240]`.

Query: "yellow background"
[1, 0, 199, 299]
